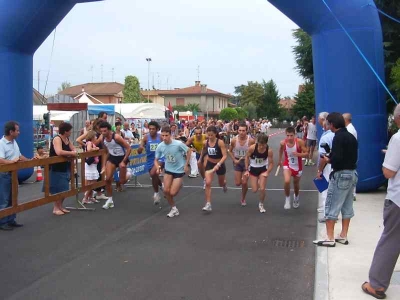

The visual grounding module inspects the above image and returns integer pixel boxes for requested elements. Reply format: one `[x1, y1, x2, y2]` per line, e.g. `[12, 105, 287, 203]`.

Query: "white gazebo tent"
[74, 88, 103, 104]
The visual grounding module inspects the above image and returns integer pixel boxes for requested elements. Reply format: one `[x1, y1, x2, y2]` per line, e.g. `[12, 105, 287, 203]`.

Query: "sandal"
[61, 208, 70, 213]
[361, 282, 386, 299]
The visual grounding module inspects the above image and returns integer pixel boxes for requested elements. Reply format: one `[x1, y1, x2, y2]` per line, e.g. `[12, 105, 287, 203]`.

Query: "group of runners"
[76, 114, 312, 218]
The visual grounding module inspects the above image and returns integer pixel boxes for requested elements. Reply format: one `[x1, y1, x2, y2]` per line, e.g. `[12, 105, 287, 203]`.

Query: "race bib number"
[166, 155, 176, 163]
[208, 148, 216, 156]
[150, 143, 158, 152]
[236, 150, 246, 157]
[255, 158, 265, 164]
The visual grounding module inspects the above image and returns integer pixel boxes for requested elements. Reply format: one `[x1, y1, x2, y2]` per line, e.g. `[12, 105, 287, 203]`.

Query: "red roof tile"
[59, 82, 124, 96]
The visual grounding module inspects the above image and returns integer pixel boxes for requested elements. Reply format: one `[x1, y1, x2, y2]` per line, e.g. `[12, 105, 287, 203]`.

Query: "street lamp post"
[186, 110, 191, 122]
[146, 58, 152, 103]
[139, 112, 144, 140]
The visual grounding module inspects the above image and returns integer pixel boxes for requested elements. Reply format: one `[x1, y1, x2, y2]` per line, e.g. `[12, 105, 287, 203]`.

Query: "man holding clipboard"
[315, 112, 335, 222]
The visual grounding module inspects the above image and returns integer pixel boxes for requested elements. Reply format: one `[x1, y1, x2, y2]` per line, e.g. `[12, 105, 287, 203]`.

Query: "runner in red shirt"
[278, 126, 308, 210]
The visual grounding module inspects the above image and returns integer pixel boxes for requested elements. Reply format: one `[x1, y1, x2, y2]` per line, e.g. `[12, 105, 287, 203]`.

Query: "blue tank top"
[146, 133, 161, 161]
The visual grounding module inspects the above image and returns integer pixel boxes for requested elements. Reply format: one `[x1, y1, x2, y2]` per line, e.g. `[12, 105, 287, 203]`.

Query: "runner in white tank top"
[99, 122, 131, 210]
[244, 134, 273, 213]
[228, 122, 255, 206]
[278, 127, 308, 210]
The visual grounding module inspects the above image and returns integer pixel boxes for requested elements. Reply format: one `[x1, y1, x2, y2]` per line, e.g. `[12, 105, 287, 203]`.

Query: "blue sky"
[33, 0, 302, 98]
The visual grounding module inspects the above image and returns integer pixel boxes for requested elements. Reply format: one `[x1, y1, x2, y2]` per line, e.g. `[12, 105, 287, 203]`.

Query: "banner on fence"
[114, 144, 148, 182]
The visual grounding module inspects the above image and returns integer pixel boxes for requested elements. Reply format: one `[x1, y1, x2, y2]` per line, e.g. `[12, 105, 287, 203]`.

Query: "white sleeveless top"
[285, 140, 301, 171]
[233, 136, 249, 158]
[103, 134, 125, 156]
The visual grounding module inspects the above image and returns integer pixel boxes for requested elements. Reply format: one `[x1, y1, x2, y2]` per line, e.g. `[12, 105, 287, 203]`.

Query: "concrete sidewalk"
[315, 189, 400, 300]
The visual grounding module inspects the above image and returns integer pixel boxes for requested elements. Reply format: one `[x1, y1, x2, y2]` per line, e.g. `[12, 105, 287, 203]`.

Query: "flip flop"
[361, 282, 386, 299]
[61, 208, 70, 214]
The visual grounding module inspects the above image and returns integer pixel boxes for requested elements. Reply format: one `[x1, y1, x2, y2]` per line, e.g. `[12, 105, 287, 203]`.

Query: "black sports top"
[50, 135, 72, 172]
[205, 138, 223, 159]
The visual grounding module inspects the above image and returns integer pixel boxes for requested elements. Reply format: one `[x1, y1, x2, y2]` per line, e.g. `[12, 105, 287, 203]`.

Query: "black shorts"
[205, 161, 226, 176]
[165, 171, 185, 179]
[249, 166, 267, 177]
[108, 155, 129, 167]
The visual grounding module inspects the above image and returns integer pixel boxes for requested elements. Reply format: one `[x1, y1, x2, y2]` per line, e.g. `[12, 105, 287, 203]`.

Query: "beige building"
[143, 81, 231, 115]
[59, 82, 124, 104]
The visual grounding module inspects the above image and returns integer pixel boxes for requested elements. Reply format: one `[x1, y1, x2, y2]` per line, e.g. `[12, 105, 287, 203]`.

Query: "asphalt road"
[0, 129, 318, 300]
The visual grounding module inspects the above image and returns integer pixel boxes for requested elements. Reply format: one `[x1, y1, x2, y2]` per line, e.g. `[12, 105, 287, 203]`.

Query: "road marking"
[125, 184, 318, 192]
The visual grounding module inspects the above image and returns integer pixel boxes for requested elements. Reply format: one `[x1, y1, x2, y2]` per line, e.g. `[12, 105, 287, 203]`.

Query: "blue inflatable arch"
[0, 0, 387, 191]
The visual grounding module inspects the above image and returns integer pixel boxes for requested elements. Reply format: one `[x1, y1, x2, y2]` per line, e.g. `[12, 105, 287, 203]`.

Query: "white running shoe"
[96, 194, 108, 200]
[153, 193, 161, 205]
[293, 197, 300, 209]
[203, 179, 206, 190]
[167, 207, 179, 218]
[188, 173, 197, 178]
[259, 203, 266, 213]
[317, 207, 324, 213]
[284, 198, 291, 210]
[102, 199, 114, 209]
[202, 202, 212, 212]
[241, 199, 247, 207]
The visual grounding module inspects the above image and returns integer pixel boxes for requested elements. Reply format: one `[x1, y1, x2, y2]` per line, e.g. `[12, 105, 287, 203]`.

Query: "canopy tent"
[112, 103, 166, 119]
[33, 106, 77, 121]
[74, 91, 103, 104]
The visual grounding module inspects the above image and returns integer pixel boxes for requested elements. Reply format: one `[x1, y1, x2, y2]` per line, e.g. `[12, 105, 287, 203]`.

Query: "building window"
[176, 98, 185, 106]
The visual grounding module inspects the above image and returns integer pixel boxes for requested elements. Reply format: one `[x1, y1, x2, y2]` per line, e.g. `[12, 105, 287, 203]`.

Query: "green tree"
[292, 83, 315, 118]
[292, 29, 314, 83]
[391, 58, 400, 96]
[240, 81, 264, 108]
[186, 103, 201, 112]
[172, 105, 187, 112]
[242, 103, 257, 120]
[219, 108, 238, 121]
[231, 85, 246, 106]
[261, 79, 283, 119]
[123, 75, 143, 103]
[57, 81, 71, 93]
[234, 107, 248, 120]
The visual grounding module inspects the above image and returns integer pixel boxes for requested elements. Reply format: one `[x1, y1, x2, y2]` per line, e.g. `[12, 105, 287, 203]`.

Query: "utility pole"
[37, 70, 40, 92]
[89, 65, 94, 82]
[146, 58, 152, 102]
[101, 64, 104, 82]
[111, 67, 115, 82]
[197, 65, 200, 81]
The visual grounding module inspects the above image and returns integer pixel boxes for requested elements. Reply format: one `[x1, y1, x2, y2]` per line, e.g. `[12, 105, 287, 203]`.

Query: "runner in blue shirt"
[138, 121, 164, 205]
[155, 126, 191, 218]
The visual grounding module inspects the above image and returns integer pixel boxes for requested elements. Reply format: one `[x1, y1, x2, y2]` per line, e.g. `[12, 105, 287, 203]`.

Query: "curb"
[314, 217, 329, 300]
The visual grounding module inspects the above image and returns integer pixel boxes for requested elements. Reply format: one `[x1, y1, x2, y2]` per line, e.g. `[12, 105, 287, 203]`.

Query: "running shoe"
[313, 239, 336, 247]
[241, 199, 247, 207]
[153, 193, 161, 206]
[309, 161, 316, 166]
[82, 198, 93, 204]
[90, 197, 100, 203]
[293, 197, 300, 209]
[202, 202, 212, 212]
[284, 198, 291, 210]
[259, 203, 266, 213]
[188, 173, 197, 178]
[102, 199, 114, 209]
[96, 194, 108, 200]
[335, 234, 349, 245]
[317, 207, 324, 213]
[167, 207, 179, 218]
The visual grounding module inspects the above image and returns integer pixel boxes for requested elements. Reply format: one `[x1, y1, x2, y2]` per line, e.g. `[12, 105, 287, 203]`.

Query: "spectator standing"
[343, 113, 358, 201]
[313, 112, 358, 247]
[305, 116, 317, 166]
[316, 112, 335, 222]
[361, 104, 400, 299]
[82, 130, 100, 204]
[0, 121, 30, 230]
[48, 122, 79, 216]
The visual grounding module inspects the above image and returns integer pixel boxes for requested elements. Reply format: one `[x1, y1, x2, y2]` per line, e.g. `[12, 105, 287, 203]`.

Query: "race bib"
[166, 154, 176, 163]
[150, 143, 158, 152]
[255, 158, 265, 164]
[208, 147, 216, 156]
[236, 150, 246, 157]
